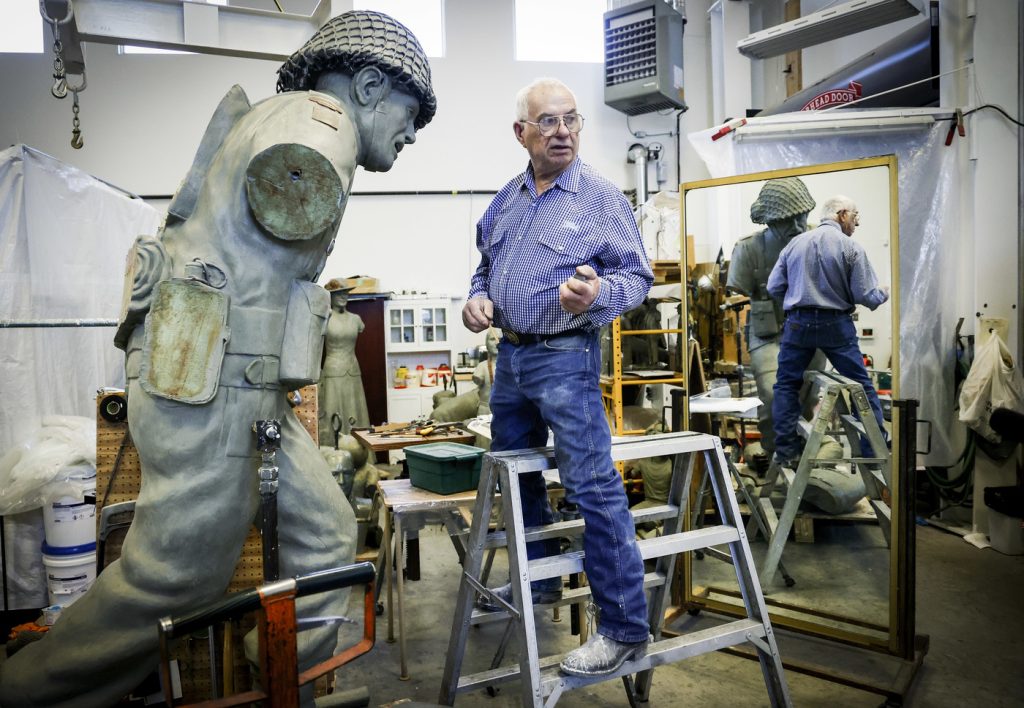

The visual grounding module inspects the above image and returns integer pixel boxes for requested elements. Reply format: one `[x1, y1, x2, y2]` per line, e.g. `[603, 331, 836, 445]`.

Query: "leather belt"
[501, 328, 590, 346]
[787, 306, 853, 315]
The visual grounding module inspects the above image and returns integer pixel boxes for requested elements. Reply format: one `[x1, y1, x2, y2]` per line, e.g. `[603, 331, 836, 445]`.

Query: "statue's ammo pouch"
[139, 278, 230, 404]
[279, 279, 330, 389]
[749, 298, 781, 338]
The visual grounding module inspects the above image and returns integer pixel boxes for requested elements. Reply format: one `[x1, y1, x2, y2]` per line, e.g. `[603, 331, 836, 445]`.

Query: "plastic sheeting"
[688, 110, 962, 465]
[1, 146, 160, 609]
[0, 145, 160, 452]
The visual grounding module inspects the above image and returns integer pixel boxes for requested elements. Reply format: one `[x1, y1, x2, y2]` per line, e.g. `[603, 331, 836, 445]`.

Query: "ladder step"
[839, 413, 865, 434]
[796, 419, 813, 438]
[486, 432, 716, 475]
[477, 504, 679, 550]
[469, 571, 668, 625]
[455, 618, 767, 695]
[528, 525, 741, 581]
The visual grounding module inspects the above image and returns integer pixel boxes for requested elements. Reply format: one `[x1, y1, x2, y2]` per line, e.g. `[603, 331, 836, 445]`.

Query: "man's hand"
[462, 297, 494, 333]
[559, 265, 600, 315]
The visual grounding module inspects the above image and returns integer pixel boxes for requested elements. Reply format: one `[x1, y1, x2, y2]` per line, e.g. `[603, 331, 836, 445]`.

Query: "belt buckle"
[504, 330, 520, 345]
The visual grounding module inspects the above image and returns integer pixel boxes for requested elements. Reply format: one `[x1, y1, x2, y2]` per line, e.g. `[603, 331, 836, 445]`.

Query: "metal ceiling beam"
[44, 0, 331, 74]
[736, 0, 924, 60]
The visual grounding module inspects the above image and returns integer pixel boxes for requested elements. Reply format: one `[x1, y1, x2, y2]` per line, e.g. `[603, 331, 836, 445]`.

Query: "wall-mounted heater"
[603, 0, 687, 116]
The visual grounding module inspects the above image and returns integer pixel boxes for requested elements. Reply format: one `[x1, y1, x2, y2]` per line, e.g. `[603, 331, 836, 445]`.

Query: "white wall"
[0, 0, 714, 357]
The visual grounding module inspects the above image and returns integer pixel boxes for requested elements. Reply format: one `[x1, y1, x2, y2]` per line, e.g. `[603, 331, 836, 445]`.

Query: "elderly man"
[0, 11, 435, 707]
[768, 196, 889, 468]
[463, 77, 653, 676]
[727, 177, 823, 459]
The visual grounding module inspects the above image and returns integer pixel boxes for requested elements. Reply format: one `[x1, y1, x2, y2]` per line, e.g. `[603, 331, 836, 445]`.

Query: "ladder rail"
[499, 458, 547, 707]
[703, 439, 793, 707]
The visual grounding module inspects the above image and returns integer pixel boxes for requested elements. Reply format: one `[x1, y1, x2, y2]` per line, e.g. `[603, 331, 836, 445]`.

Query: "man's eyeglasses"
[520, 113, 585, 136]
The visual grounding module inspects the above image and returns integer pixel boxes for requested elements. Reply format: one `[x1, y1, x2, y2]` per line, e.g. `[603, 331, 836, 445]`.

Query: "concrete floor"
[346, 519, 1024, 708]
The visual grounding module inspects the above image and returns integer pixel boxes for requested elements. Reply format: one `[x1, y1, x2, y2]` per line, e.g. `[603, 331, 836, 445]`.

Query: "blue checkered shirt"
[767, 219, 889, 311]
[468, 158, 653, 334]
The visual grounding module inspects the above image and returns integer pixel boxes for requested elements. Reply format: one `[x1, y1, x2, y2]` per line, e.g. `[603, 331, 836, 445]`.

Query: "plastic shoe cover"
[559, 633, 649, 677]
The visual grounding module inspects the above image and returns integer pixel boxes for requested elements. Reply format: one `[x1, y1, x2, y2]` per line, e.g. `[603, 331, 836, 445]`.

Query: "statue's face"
[515, 84, 579, 180]
[362, 87, 420, 172]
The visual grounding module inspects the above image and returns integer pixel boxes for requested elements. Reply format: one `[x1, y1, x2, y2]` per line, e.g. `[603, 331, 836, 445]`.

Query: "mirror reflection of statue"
[318, 279, 370, 446]
[621, 297, 668, 370]
[726, 177, 825, 459]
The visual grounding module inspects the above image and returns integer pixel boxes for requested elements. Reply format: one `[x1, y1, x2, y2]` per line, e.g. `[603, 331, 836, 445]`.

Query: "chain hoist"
[39, 1, 86, 149]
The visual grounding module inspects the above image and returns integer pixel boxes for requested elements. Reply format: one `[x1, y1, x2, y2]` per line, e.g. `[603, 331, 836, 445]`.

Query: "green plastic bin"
[405, 442, 484, 495]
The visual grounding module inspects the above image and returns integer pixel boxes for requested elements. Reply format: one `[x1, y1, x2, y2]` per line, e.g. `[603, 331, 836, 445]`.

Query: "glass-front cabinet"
[387, 299, 449, 351]
[384, 295, 455, 421]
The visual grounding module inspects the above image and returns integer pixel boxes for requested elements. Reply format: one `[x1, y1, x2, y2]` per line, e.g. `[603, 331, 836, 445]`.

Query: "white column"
[709, 0, 752, 124]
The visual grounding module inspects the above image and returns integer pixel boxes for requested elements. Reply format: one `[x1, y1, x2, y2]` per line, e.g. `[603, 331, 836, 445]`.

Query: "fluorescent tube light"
[734, 115, 935, 141]
[737, 0, 923, 59]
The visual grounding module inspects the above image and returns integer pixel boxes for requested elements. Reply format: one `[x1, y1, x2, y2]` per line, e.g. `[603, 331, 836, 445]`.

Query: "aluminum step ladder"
[750, 371, 892, 586]
[438, 431, 791, 707]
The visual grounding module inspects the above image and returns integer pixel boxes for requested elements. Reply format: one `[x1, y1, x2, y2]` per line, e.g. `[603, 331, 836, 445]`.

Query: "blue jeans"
[772, 310, 886, 462]
[491, 331, 649, 643]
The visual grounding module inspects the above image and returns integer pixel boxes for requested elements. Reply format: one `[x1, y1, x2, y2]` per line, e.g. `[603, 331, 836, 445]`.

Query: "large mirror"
[679, 156, 905, 652]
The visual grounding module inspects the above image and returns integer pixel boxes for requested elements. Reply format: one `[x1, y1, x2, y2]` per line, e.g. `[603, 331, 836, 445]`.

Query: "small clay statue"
[472, 328, 500, 415]
[318, 279, 370, 446]
[0, 11, 435, 707]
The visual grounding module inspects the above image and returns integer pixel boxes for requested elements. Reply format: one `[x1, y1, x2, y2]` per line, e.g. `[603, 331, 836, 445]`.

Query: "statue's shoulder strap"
[166, 84, 252, 224]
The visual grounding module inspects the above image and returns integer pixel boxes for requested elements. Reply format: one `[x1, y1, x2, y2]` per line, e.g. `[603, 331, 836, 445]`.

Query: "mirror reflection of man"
[768, 196, 890, 468]
[0, 11, 435, 707]
[726, 177, 824, 460]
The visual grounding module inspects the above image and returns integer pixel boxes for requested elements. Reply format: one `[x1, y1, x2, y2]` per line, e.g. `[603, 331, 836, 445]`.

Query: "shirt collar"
[523, 157, 582, 196]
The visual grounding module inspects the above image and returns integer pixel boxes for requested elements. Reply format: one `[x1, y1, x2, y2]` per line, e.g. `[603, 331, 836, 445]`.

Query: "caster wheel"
[375, 602, 384, 616]
[687, 607, 701, 617]
[486, 686, 499, 697]
[694, 550, 705, 561]
[784, 576, 796, 588]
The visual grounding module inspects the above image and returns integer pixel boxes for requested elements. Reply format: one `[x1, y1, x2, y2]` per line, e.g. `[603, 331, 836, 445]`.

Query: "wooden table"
[374, 478, 479, 680]
[352, 423, 476, 461]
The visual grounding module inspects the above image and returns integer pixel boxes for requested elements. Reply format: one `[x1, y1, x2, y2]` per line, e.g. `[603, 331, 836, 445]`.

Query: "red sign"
[801, 81, 863, 111]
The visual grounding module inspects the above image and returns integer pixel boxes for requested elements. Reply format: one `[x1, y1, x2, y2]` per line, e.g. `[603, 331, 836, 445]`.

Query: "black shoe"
[476, 581, 562, 612]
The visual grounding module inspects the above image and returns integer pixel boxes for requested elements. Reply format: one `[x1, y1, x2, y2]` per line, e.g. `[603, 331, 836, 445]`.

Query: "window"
[353, 0, 445, 58]
[515, 0, 605, 63]
[2, 0, 44, 54]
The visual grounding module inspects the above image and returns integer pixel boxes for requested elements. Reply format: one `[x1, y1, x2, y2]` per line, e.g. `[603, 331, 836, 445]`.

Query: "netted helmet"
[277, 10, 436, 130]
[750, 177, 815, 225]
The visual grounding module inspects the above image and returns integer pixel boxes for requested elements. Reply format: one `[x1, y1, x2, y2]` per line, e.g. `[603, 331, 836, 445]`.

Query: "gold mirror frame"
[679, 155, 907, 654]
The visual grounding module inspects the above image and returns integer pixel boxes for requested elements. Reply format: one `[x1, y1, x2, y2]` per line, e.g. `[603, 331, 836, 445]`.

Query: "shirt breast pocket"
[487, 209, 515, 255]
[537, 217, 602, 267]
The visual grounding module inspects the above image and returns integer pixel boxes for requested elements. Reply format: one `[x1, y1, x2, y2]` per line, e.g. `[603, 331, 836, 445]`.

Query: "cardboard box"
[341, 275, 380, 294]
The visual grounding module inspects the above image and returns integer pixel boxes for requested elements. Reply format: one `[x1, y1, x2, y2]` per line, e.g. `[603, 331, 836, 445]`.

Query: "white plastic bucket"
[42, 541, 97, 608]
[42, 468, 96, 549]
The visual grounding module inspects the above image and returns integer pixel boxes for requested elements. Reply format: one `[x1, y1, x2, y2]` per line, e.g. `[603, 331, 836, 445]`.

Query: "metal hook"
[51, 75, 68, 99]
[70, 129, 83, 149]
